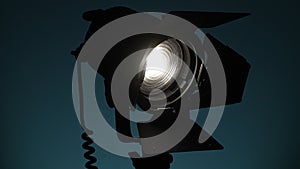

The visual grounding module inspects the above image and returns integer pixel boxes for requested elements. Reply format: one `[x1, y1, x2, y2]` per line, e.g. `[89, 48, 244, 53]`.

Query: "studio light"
[71, 6, 251, 169]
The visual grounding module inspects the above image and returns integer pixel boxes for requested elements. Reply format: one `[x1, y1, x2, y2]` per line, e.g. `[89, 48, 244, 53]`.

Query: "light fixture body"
[71, 6, 250, 155]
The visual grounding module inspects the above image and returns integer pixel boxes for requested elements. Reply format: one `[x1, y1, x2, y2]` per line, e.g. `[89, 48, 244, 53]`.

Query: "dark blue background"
[1, 0, 299, 169]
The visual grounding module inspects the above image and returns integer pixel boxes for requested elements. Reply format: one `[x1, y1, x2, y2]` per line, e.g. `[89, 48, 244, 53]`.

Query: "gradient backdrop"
[1, 0, 299, 169]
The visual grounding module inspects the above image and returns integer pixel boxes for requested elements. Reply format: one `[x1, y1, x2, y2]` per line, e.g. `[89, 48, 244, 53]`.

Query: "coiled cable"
[81, 132, 98, 169]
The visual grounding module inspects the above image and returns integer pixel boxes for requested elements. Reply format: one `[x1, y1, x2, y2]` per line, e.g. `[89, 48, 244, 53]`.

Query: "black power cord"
[81, 132, 98, 169]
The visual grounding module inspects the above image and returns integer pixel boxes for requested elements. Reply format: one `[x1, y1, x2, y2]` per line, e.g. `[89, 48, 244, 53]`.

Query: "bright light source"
[141, 38, 187, 97]
[144, 46, 172, 80]
[140, 38, 198, 107]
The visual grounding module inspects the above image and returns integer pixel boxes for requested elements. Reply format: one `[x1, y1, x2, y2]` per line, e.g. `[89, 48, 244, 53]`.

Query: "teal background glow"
[1, 0, 299, 169]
